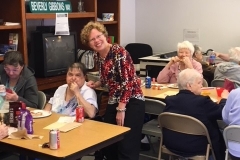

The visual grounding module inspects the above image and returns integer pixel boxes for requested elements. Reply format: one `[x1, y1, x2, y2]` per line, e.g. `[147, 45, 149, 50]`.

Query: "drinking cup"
[0, 85, 6, 96]
[0, 110, 9, 125]
[216, 87, 224, 97]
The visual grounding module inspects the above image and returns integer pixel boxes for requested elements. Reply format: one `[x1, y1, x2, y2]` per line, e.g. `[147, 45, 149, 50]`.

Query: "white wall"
[135, 0, 240, 54]
[120, 0, 136, 47]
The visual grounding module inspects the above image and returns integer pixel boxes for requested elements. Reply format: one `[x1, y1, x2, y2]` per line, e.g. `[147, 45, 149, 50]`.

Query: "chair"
[211, 79, 225, 87]
[223, 125, 240, 160]
[37, 91, 46, 109]
[158, 112, 216, 160]
[202, 78, 208, 87]
[140, 98, 166, 159]
[234, 81, 240, 88]
[211, 78, 240, 89]
[125, 43, 153, 74]
[229, 79, 240, 88]
[91, 90, 108, 122]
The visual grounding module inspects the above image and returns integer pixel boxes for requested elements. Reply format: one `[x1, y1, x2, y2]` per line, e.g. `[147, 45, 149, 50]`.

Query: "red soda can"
[76, 106, 84, 123]
[49, 129, 59, 150]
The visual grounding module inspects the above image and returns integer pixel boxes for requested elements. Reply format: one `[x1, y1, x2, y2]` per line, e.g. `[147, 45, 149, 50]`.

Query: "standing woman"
[81, 21, 145, 160]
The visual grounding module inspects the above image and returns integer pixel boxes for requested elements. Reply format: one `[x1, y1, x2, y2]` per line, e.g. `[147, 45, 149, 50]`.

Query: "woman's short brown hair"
[80, 21, 108, 45]
[3, 51, 24, 67]
[68, 62, 87, 76]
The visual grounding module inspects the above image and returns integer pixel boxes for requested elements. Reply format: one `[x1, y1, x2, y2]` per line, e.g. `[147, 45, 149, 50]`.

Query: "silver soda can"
[49, 129, 59, 149]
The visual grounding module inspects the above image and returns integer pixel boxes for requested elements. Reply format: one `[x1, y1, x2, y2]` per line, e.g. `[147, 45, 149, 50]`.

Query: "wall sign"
[29, 0, 72, 13]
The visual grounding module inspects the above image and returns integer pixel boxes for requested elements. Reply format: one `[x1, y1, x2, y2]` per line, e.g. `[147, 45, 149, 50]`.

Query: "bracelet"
[116, 107, 126, 112]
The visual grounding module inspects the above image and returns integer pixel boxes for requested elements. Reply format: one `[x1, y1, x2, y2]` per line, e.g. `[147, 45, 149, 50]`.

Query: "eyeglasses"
[89, 34, 103, 43]
[4, 67, 21, 73]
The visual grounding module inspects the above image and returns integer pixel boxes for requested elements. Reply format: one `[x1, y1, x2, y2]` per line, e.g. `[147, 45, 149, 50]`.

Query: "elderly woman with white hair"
[157, 41, 203, 83]
[214, 47, 240, 81]
[162, 68, 229, 160]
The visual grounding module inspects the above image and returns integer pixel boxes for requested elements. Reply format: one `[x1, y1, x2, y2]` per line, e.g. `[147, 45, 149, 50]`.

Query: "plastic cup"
[201, 91, 210, 96]
[216, 87, 224, 97]
[0, 110, 9, 125]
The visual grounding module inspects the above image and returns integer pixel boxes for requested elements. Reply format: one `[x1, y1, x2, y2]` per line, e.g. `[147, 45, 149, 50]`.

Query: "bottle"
[18, 102, 33, 134]
[78, 0, 84, 12]
[209, 51, 216, 66]
[152, 78, 156, 89]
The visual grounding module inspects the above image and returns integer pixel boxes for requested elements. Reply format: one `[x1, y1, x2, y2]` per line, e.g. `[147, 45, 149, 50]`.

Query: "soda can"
[49, 129, 59, 150]
[145, 76, 151, 88]
[76, 106, 84, 123]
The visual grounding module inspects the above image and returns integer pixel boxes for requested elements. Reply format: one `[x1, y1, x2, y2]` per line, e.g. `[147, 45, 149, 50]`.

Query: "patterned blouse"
[96, 44, 144, 104]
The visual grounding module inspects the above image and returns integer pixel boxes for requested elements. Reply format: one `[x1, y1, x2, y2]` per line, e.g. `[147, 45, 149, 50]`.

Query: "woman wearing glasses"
[0, 51, 38, 108]
[81, 21, 145, 160]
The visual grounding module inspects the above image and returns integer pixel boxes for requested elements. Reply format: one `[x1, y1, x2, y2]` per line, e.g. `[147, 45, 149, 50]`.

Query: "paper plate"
[167, 84, 179, 89]
[30, 110, 52, 119]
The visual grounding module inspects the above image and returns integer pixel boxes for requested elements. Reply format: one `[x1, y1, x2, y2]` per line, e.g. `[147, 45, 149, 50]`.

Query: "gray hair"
[193, 45, 202, 58]
[178, 68, 202, 90]
[229, 47, 240, 61]
[177, 41, 194, 56]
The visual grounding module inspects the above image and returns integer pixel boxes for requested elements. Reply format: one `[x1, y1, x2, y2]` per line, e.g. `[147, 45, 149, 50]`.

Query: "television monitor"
[29, 31, 77, 77]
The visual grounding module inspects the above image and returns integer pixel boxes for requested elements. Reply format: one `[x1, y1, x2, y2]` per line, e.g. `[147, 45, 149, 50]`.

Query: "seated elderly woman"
[222, 88, 240, 160]
[44, 62, 98, 118]
[157, 41, 203, 83]
[193, 45, 216, 85]
[163, 68, 229, 160]
[214, 47, 240, 82]
[193, 45, 208, 67]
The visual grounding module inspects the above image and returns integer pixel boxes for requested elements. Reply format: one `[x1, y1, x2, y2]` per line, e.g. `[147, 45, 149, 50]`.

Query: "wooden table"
[142, 85, 226, 129]
[0, 113, 130, 160]
[141, 85, 220, 102]
[95, 85, 220, 101]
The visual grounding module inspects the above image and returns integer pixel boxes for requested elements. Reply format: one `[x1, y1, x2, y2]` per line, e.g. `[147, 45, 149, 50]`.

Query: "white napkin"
[44, 116, 81, 132]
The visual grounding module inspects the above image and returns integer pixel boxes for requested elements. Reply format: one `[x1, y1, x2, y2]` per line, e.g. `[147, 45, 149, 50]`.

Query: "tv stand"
[36, 75, 66, 91]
